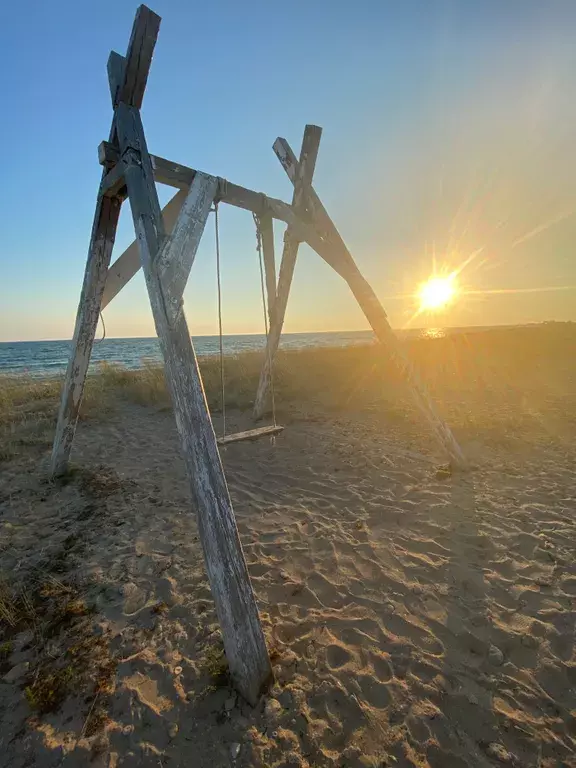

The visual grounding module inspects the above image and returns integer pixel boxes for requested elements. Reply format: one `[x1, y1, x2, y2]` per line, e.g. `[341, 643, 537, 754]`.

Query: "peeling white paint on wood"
[157, 171, 218, 322]
[116, 101, 272, 705]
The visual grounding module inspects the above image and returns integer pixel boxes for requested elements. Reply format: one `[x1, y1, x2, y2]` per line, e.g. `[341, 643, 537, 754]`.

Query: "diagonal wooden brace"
[273, 138, 467, 469]
[253, 125, 322, 419]
[157, 171, 218, 324]
[50, 194, 122, 476]
[102, 188, 187, 309]
[116, 101, 273, 705]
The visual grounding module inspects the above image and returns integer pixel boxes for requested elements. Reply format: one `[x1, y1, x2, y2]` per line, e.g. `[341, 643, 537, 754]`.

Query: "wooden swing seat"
[217, 425, 284, 446]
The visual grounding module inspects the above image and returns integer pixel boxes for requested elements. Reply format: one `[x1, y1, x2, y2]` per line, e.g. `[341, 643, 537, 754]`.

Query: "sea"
[0, 326, 513, 378]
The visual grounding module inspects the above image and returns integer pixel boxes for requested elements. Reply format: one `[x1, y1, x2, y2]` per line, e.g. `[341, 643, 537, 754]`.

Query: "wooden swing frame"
[50, 5, 466, 705]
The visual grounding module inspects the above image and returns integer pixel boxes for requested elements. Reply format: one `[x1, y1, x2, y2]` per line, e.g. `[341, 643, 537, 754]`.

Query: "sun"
[418, 275, 457, 311]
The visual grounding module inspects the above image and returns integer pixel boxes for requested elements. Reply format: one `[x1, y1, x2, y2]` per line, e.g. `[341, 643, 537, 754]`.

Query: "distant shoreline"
[0, 322, 574, 378]
[3, 321, 572, 347]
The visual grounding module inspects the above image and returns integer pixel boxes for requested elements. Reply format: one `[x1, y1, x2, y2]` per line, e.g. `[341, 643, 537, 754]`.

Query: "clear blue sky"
[1, 0, 576, 342]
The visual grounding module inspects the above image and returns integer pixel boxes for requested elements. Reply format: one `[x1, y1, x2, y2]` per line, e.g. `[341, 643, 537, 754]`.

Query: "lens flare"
[418, 275, 457, 311]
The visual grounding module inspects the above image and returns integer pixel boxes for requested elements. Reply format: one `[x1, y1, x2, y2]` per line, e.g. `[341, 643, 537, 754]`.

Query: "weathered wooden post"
[258, 214, 277, 327]
[253, 125, 322, 419]
[50, 194, 122, 476]
[50, 6, 162, 477]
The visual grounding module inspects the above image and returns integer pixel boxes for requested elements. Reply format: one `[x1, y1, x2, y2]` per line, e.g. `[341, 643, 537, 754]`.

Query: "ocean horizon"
[0, 324, 557, 377]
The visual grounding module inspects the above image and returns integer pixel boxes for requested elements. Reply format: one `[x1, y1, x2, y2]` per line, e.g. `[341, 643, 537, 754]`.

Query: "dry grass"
[0, 369, 116, 464]
[0, 574, 115, 717]
[1, 324, 575, 460]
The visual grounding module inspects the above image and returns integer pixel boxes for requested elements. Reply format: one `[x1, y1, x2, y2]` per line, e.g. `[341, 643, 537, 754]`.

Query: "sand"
[1, 332, 576, 767]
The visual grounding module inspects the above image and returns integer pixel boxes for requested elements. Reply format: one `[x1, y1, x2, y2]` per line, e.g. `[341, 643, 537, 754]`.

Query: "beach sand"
[1, 325, 576, 767]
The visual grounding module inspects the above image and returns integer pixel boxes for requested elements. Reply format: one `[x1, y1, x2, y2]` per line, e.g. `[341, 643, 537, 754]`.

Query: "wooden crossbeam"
[115, 99, 272, 705]
[98, 141, 335, 231]
[273, 138, 467, 469]
[253, 126, 322, 419]
[147, 149, 329, 232]
[99, 151, 327, 309]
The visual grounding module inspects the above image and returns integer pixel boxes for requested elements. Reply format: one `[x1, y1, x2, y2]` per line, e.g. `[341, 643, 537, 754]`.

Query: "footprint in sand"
[326, 644, 352, 670]
[122, 582, 148, 615]
[385, 612, 444, 656]
[561, 576, 576, 596]
[370, 651, 393, 682]
[357, 674, 391, 708]
[306, 572, 346, 608]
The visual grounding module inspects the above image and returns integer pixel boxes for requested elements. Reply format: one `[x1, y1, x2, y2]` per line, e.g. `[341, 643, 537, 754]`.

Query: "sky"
[1, 0, 576, 342]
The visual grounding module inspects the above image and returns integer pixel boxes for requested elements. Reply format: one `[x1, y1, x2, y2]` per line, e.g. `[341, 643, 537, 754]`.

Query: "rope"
[253, 213, 277, 429]
[214, 202, 226, 437]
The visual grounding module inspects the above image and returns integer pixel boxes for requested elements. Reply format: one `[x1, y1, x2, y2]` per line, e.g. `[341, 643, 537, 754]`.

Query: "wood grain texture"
[98, 156, 326, 304]
[107, 52, 126, 110]
[274, 138, 467, 469]
[150, 157, 266, 215]
[116, 102, 272, 705]
[115, 5, 160, 108]
[98, 139, 120, 168]
[253, 126, 322, 419]
[52, 6, 160, 478]
[100, 162, 127, 199]
[273, 138, 357, 270]
[217, 425, 284, 446]
[50, 194, 122, 476]
[148, 154, 323, 243]
[101, 189, 187, 310]
[258, 214, 277, 326]
[157, 171, 218, 322]
[151, 154, 195, 188]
